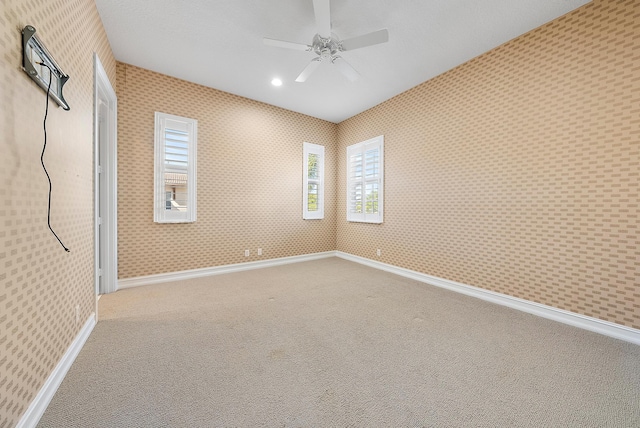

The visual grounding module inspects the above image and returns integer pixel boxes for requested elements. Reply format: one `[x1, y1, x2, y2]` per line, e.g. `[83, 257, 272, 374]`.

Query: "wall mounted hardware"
[22, 25, 70, 110]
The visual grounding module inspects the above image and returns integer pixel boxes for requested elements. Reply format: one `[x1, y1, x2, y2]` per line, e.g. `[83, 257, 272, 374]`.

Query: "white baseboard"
[117, 250, 639, 345]
[118, 251, 337, 289]
[19, 253, 635, 427]
[16, 314, 96, 428]
[335, 251, 640, 345]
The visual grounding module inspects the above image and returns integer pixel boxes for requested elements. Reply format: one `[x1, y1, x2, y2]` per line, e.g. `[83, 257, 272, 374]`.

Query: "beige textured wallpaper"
[338, 0, 639, 329]
[116, 63, 337, 279]
[0, 0, 115, 426]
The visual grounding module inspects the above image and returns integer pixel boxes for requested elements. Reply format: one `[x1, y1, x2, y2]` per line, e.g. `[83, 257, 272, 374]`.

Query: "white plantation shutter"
[303, 142, 324, 219]
[154, 112, 197, 223]
[347, 135, 383, 223]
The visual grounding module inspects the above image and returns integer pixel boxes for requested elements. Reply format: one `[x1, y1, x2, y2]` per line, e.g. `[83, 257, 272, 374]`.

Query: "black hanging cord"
[39, 64, 70, 252]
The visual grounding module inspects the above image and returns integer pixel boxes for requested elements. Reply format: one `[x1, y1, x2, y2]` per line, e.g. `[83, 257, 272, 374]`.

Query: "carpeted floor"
[38, 257, 640, 427]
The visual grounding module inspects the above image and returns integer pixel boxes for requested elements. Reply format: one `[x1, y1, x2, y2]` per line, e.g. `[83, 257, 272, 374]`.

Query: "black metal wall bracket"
[21, 25, 70, 111]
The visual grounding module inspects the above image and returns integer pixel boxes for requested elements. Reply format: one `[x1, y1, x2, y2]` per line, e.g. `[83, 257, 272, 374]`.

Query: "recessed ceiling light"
[271, 78, 283, 87]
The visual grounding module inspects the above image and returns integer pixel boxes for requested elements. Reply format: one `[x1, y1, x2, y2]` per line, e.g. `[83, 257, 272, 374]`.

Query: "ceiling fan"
[263, 0, 389, 83]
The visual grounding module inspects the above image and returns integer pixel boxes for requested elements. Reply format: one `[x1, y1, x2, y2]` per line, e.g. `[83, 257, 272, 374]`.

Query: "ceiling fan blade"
[295, 58, 322, 82]
[340, 29, 389, 51]
[332, 56, 359, 82]
[263, 37, 311, 51]
[312, 0, 331, 39]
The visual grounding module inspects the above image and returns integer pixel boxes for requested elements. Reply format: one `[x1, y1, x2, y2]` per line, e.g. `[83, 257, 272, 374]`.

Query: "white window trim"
[154, 112, 197, 223]
[303, 142, 325, 220]
[346, 135, 384, 224]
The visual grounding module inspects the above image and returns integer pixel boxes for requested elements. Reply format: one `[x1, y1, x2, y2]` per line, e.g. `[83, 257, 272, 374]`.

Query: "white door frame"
[94, 53, 118, 301]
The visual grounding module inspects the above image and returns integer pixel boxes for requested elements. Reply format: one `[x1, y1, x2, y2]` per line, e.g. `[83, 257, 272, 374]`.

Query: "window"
[347, 135, 383, 223]
[303, 142, 324, 219]
[154, 112, 197, 223]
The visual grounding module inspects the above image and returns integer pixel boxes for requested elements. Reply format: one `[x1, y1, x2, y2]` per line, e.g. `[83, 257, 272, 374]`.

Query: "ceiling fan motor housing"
[312, 34, 342, 61]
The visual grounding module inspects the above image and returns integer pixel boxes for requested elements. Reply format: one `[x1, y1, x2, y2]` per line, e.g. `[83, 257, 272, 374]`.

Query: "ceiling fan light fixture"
[263, 0, 389, 83]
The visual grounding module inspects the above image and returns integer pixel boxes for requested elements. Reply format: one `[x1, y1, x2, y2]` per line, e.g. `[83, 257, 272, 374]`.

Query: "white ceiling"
[95, 0, 590, 123]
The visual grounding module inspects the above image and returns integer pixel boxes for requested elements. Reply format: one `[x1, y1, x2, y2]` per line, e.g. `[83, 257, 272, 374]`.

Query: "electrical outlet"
[377, 249, 381, 256]
[257, 248, 262, 256]
[244, 249, 250, 257]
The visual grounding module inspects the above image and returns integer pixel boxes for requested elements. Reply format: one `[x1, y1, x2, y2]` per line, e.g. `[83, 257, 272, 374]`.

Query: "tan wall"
[116, 63, 337, 279]
[337, 0, 639, 329]
[0, 0, 115, 426]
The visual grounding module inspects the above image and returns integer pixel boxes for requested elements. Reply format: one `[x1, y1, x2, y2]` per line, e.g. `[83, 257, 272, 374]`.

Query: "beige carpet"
[38, 258, 640, 427]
